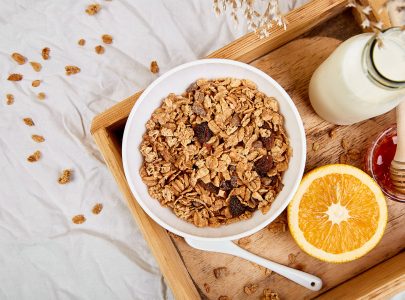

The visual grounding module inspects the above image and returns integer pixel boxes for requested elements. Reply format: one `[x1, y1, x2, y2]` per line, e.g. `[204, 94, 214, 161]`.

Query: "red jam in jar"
[365, 125, 405, 202]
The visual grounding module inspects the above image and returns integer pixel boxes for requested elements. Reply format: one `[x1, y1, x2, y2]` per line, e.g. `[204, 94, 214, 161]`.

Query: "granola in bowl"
[139, 78, 291, 227]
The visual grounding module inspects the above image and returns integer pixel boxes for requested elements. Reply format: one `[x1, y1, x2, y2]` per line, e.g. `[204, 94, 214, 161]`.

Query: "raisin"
[230, 175, 238, 187]
[229, 195, 247, 217]
[228, 164, 236, 172]
[262, 121, 271, 130]
[220, 180, 233, 191]
[194, 122, 213, 144]
[198, 180, 219, 194]
[261, 135, 275, 150]
[254, 155, 273, 177]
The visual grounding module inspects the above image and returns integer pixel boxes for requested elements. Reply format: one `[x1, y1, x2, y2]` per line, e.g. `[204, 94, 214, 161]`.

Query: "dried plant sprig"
[213, 0, 287, 39]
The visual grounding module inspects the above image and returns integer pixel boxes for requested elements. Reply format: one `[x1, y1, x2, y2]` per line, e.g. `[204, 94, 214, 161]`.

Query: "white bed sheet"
[1, 1, 402, 299]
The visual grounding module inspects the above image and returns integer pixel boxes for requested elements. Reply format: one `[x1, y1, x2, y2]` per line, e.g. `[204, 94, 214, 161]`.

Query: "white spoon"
[185, 238, 323, 291]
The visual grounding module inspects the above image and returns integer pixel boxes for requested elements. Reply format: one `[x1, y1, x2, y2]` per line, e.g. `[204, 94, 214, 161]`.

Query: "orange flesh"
[298, 173, 379, 254]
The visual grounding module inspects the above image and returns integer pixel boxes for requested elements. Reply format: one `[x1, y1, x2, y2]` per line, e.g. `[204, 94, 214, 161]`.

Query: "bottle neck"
[362, 27, 405, 90]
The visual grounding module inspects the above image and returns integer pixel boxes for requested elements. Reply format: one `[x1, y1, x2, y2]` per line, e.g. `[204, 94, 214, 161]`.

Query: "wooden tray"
[91, 0, 405, 299]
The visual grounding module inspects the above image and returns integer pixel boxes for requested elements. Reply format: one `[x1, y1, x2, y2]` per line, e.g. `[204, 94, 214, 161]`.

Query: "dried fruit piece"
[32, 135, 45, 143]
[198, 180, 219, 194]
[92, 203, 103, 214]
[7, 74, 23, 81]
[78, 39, 86, 46]
[23, 118, 35, 126]
[42, 47, 50, 60]
[102, 34, 113, 44]
[72, 214, 86, 224]
[58, 169, 72, 184]
[261, 135, 275, 150]
[254, 155, 273, 177]
[37, 92, 46, 100]
[95, 45, 105, 54]
[27, 150, 41, 162]
[213, 267, 229, 279]
[203, 283, 210, 293]
[32, 80, 41, 87]
[30, 61, 42, 72]
[229, 195, 247, 217]
[193, 122, 213, 144]
[244, 283, 258, 295]
[11, 52, 26, 65]
[150, 60, 159, 74]
[85, 3, 101, 15]
[65, 65, 81, 75]
[6, 94, 14, 105]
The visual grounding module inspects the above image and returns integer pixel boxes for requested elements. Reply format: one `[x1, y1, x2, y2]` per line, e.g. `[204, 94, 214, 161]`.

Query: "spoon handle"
[219, 241, 323, 291]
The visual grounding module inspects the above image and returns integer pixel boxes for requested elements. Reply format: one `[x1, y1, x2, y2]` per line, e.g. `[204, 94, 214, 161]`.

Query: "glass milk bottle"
[309, 28, 405, 125]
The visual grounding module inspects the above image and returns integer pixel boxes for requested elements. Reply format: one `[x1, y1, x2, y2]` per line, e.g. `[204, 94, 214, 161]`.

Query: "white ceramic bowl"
[122, 59, 306, 241]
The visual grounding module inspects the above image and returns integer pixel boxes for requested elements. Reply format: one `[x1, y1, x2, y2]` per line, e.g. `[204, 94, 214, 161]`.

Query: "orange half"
[288, 164, 387, 263]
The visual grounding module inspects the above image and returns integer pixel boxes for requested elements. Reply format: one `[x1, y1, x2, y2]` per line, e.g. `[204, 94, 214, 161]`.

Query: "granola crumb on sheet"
[213, 267, 229, 279]
[32, 80, 41, 87]
[92, 203, 103, 215]
[218, 296, 230, 300]
[139, 78, 290, 227]
[42, 47, 50, 60]
[262, 289, 280, 300]
[11, 52, 26, 65]
[65, 65, 81, 75]
[30, 61, 42, 72]
[78, 39, 86, 46]
[27, 150, 41, 162]
[150, 60, 159, 73]
[23, 118, 35, 126]
[58, 169, 72, 184]
[8, 73, 23, 81]
[102, 34, 113, 44]
[72, 214, 86, 224]
[244, 283, 258, 295]
[32, 135, 45, 143]
[6, 94, 14, 105]
[86, 3, 101, 15]
[37, 92, 46, 100]
[95, 45, 105, 54]
[203, 283, 210, 293]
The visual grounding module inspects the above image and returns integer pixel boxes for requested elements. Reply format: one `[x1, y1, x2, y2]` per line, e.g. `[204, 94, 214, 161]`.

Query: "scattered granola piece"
[65, 65, 81, 75]
[237, 236, 251, 247]
[32, 135, 45, 143]
[203, 283, 210, 293]
[37, 92, 46, 100]
[7, 73, 23, 81]
[92, 203, 103, 215]
[244, 283, 258, 295]
[72, 214, 86, 224]
[32, 80, 41, 87]
[11, 52, 26, 65]
[102, 34, 113, 44]
[261, 289, 280, 300]
[23, 118, 35, 126]
[150, 60, 159, 73]
[58, 169, 72, 184]
[30, 61, 42, 72]
[42, 47, 50, 60]
[27, 150, 41, 162]
[329, 128, 337, 138]
[339, 153, 348, 164]
[78, 39, 86, 46]
[95, 45, 105, 54]
[218, 296, 229, 300]
[341, 137, 350, 151]
[348, 148, 361, 161]
[265, 268, 272, 276]
[268, 214, 287, 233]
[312, 141, 320, 152]
[213, 267, 229, 279]
[288, 253, 297, 265]
[6, 94, 14, 105]
[85, 3, 101, 15]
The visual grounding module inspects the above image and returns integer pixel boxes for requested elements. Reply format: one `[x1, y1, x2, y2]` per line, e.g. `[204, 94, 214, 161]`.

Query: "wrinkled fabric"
[0, 1, 310, 299]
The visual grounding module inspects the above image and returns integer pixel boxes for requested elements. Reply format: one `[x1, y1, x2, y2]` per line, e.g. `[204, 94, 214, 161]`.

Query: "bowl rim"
[122, 58, 306, 241]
